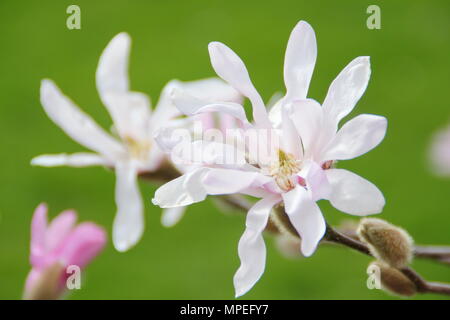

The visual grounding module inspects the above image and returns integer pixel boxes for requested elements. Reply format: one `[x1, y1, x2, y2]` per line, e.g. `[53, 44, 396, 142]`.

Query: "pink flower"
[24, 203, 106, 300]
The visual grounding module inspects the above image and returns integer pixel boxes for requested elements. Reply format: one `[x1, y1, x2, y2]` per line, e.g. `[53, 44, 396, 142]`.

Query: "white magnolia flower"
[152, 21, 387, 296]
[32, 33, 241, 252]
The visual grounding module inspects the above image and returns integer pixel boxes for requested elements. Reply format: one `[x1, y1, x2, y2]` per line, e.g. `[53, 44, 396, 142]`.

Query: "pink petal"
[46, 210, 77, 252]
[57, 222, 107, 269]
[30, 203, 48, 267]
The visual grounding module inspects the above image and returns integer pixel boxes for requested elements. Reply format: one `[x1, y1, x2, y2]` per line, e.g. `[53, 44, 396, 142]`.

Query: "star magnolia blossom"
[32, 33, 241, 251]
[153, 20, 387, 296]
[430, 123, 450, 176]
[24, 203, 106, 300]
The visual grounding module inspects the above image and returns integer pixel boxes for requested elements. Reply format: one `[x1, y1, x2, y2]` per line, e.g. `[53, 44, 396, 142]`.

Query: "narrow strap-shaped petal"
[320, 114, 387, 162]
[234, 195, 280, 297]
[280, 103, 303, 160]
[322, 56, 371, 130]
[31, 153, 108, 168]
[40, 80, 125, 160]
[171, 140, 247, 169]
[113, 162, 144, 252]
[46, 210, 77, 252]
[30, 203, 48, 267]
[96, 32, 130, 99]
[171, 88, 250, 125]
[284, 21, 317, 102]
[161, 206, 187, 228]
[282, 185, 326, 256]
[203, 168, 273, 195]
[325, 169, 385, 215]
[152, 167, 210, 208]
[208, 42, 271, 128]
[288, 99, 324, 159]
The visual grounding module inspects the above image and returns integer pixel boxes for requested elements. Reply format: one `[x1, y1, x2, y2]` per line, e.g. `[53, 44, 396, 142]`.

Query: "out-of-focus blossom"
[429, 124, 450, 176]
[32, 33, 241, 251]
[153, 20, 387, 296]
[24, 203, 106, 300]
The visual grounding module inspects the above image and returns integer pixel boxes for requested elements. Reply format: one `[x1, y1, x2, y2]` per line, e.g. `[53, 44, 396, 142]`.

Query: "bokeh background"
[0, 0, 449, 300]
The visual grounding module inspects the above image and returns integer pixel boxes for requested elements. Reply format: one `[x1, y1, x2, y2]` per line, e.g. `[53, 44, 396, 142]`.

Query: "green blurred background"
[0, 0, 449, 300]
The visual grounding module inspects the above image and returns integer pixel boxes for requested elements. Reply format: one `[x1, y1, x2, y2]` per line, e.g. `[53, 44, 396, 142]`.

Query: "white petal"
[284, 21, 317, 101]
[113, 162, 144, 252]
[96, 33, 130, 98]
[282, 185, 325, 256]
[171, 140, 247, 169]
[233, 196, 280, 297]
[326, 169, 385, 215]
[429, 125, 450, 176]
[40, 80, 124, 160]
[288, 99, 324, 158]
[171, 88, 249, 124]
[280, 103, 303, 160]
[152, 167, 210, 208]
[321, 114, 387, 161]
[102, 91, 152, 142]
[322, 56, 371, 129]
[203, 169, 272, 195]
[31, 153, 108, 168]
[175, 77, 242, 103]
[161, 206, 187, 227]
[208, 42, 270, 127]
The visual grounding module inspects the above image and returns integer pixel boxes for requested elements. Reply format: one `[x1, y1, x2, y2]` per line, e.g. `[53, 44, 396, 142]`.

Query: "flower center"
[269, 149, 301, 191]
[124, 136, 151, 161]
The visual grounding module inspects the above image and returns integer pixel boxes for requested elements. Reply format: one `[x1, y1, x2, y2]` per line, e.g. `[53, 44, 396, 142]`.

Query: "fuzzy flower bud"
[369, 261, 417, 297]
[358, 218, 413, 268]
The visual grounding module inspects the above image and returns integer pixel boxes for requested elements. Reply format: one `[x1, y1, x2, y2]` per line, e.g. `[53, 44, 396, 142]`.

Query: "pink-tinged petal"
[96, 32, 130, 97]
[30, 203, 48, 267]
[283, 186, 325, 256]
[322, 56, 371, 129]
[429, 125, 450, 176]
[152, 167, 210, 208]
[234, 195, 280, 297]
[326, 169, 385, 215]
[284, 21, 317, 101]
[171, 88, 250, 125]
[203, 169, 273, 195]
[46, 210, 77, 252]
[113, 162, 144, 252]
[321, 114, 387, 161]
[298, 161, 331, 201]
[31, 153, 108, 168]
[58, 222, 106, 268]
[161, 206, 187, 228]
[40, 80, 125, 160]
[288, 99, 324, 158]
[208, 42, 271, 128]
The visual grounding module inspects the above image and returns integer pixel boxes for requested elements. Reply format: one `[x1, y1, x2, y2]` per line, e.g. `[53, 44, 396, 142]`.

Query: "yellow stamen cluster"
[269, 149, 301, 191]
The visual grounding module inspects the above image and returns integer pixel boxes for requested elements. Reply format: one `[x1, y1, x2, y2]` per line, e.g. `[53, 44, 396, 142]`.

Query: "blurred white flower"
[32, 33, 241, 252]
[153, 20, 387, 296]
[430, 124, 450, 176]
